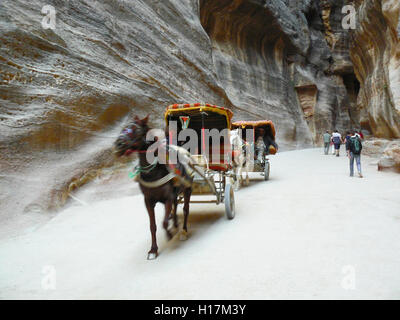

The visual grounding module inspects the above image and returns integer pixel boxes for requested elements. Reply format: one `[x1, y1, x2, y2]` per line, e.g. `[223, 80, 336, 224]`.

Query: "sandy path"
[1, 148, 400, 299]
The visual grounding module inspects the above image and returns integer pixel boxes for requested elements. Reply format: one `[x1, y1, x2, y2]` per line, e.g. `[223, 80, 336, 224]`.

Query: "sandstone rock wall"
[0, 0, 366, 216]
[1, 0, 232, 216]
[199, 0, 314, 149]
[363, 138, 400, 173]
[350, 0, 400, 138]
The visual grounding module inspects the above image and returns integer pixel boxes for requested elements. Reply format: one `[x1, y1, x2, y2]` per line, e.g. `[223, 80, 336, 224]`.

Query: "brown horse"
[114, 115, 192, 260]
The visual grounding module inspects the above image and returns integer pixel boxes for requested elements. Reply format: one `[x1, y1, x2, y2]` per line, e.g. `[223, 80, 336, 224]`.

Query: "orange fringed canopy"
[165, 103, 234, 129]
[232, 120, 277, 155]
[232, 120, 276, 138]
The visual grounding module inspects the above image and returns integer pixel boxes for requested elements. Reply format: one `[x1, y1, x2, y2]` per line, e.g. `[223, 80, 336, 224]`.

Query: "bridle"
[117, 121, 150, 153]
[117, 121, 192, 188]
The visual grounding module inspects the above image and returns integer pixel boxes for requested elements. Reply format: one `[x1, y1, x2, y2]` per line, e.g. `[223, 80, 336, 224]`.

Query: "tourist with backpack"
[346, 130, 363, 178]
[331, 130, 342, 157]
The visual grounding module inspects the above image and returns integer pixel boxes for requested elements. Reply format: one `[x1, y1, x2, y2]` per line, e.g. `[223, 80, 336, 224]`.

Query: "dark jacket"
[263, 135, 278, 153]
[345, 135, 351, 151]
[348, 135, 362, 155]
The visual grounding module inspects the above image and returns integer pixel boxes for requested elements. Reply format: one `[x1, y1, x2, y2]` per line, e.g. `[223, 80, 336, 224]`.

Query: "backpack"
[333, 136, 341, 144]
[351, 136, 362, 154]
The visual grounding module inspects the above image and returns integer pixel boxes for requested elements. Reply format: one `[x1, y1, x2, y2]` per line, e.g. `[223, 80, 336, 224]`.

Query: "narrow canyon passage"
[1, 149, 399, 299]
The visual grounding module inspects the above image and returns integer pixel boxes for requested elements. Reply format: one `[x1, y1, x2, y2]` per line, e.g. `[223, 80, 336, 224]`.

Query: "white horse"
[230, 129, 250, 190]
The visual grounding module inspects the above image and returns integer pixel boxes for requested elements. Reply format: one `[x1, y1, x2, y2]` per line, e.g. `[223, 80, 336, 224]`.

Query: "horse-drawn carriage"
[231, 120, 277, 181]
[114, 105, 277, 259]
[165, 103, 236, 219]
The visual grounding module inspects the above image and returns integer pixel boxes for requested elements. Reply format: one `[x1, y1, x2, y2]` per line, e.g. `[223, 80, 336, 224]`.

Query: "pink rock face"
[0, 0, 397, 221]
[0, 0, 360, 216]
[350, 0, 400, 138]
[362, 138, 389, 157]
[378, 141, 400, 173]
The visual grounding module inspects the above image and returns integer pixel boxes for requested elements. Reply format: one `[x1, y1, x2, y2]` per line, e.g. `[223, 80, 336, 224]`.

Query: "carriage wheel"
[264, 160, 270, 181]
[224, 183, 235, 220]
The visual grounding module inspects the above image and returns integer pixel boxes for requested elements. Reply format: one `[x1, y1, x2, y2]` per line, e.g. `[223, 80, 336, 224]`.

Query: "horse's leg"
[238, 156, 244, 186]
[234, 164, 240, 191]
[145, 198, 158, 260]
[180, 188, 191, 241]
[232, 151, 240, 191]
[172, 198, 179, 228]
[163, 199, 174, 240]
[245, 155, 250, 185]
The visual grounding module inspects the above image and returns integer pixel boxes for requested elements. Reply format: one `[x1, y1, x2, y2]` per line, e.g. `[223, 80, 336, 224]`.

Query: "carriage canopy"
[164, 103, 235, 172]
[165, 103, 233, 130]
[232, 120, 277, 155]
[231, 120, 276, 138]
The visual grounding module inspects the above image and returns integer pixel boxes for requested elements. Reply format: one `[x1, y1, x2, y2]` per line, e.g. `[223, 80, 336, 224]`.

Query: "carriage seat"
[192, 143, 236, 172]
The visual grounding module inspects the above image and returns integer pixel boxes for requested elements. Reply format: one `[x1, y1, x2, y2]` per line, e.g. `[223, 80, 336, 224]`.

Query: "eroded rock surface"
[200, 0, 357, 146]
[1, 0, 233, 220]
[350, 0, 400, 138]
[378, 140, 400, 173]
[0, 0, 393, 222]
[362, 138, 391, 157]
[362, 138, 400, 173]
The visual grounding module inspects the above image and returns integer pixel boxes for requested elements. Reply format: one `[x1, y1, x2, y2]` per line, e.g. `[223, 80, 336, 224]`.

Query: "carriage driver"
[255, 127, 279, 163]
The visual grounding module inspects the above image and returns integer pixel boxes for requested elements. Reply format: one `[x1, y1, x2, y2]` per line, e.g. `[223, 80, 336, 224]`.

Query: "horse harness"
[130, 148, 193, 189]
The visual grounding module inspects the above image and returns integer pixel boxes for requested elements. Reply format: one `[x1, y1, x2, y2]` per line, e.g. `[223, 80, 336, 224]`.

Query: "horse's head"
[114, 115, 150, 157]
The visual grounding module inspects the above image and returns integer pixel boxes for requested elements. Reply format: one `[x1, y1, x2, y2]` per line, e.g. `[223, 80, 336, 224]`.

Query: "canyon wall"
[200, 0, 357, 147]
[350, 0, 400, 138]
[0, 0, 369, 218]
[1, 0, 231, 219]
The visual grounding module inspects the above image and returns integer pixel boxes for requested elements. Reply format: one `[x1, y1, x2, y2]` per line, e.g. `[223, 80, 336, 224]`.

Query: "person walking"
[346, 130, 363, 178]
[331, 130, 342, 157]
[323, 131, 331, 155]
[344, 131, 351, 155]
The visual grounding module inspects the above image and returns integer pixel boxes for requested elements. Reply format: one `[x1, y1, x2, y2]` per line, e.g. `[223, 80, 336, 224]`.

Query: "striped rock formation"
[0, 0, 395, 217]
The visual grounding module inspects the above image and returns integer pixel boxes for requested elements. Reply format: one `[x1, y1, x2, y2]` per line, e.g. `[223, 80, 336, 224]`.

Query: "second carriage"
[231, 120, 277, 181]
[165, 103, 238, 219]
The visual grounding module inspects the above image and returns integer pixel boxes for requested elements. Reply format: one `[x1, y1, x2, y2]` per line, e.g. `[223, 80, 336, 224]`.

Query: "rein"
[123, 133, 191, 189]
[129, 157, 181, 189]
[127, 148, 192, 189]
[129, 159, 158, 179]
[136, 172, 177, 188]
